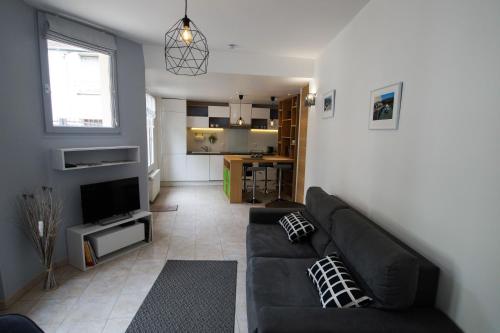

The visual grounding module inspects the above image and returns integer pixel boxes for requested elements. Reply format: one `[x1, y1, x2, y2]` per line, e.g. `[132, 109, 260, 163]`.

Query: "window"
[146, 94, 156, 167]
[38, 12, 118, 133]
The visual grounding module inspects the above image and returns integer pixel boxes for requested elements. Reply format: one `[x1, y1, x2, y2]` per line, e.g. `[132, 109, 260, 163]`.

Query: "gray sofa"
[246, 187, 462, 333]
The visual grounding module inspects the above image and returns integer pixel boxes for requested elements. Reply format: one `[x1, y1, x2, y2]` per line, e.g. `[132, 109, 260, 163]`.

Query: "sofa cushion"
[246, 223, 318, 259]
[308, 253, 372, 308]
[305, 187, 349, 231]
[278, 212, 316, 242]
[247, 257, 321, 332]
[332, 209, 419, 309]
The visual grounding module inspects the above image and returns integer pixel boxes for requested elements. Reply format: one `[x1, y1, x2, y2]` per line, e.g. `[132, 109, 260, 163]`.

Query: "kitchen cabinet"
[230, 103, 252, 126]
[208, 106, 230, 118]
[186, 155, 210, 181]
[252, 107, 270, 119]
[159, 101, 186, 155]
[161, 154, 187, 181]
[209, 155, 224, 181]
[187, 116, 209, 128]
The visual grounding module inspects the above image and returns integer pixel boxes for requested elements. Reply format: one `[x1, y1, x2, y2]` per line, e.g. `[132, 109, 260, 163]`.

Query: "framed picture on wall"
[369, 82, 403, 129]
[322, 90, 336, 118]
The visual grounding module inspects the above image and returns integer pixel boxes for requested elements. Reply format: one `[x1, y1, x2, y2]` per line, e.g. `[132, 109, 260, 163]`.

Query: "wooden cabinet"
[209, 155, 224, 181]
[230, 103, 252, 125]
[186, 155, 210, 181]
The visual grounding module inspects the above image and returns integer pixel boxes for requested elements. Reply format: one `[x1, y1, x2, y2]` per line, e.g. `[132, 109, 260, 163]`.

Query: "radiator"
[148, 169, 160, 203]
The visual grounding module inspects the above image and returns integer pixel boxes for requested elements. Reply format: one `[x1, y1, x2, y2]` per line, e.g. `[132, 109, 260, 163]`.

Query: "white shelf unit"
[52, 146, 140, 171]
[67, 211, 153, 271]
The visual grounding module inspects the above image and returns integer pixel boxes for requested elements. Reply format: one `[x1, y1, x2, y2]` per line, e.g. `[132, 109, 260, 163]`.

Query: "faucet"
[201, 145, 209, 152]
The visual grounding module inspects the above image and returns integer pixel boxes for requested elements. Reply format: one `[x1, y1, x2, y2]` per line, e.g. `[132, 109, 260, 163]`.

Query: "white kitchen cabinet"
[252, 108, 270, 119]
[208, 106, 230, 118]
[209, 155, 224, 181]
[186, 116, 209, 128]
[161, 154, 187, 181]
[230, 103, 252, 125]
[160, 104, 186, 155]
[186, 155, 210, 181]
[161, 98, 186, 113]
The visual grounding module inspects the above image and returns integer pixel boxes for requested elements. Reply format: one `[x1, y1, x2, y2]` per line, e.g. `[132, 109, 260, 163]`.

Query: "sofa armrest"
[249, 208, 304, 224]
[257, 306, 462, 333]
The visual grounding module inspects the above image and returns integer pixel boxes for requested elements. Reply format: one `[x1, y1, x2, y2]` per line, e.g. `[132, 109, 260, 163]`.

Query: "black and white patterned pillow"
[278, 212, 315, 242]
[308, 253, 372, 308]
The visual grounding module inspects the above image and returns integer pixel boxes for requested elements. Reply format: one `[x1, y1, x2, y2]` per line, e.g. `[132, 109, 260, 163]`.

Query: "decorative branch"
[18, 186, 62, 290]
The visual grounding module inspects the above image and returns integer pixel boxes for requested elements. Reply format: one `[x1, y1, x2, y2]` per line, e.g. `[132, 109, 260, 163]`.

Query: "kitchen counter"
[187, 151, 276, 155]
[222, 154, 294, 203]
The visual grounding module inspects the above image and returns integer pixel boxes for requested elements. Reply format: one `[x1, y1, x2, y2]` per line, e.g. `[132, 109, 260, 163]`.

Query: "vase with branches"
[19, 186, 62, 290]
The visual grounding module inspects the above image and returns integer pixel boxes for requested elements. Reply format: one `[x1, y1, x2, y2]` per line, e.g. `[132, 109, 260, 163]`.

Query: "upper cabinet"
[187, 116, 209, 128]
[252, 108, 270, 119]
[208, 106, 230, 118]
[161, 98, 186, 113]
[230, 103, 252, 126]
[187, 105, 208, 117]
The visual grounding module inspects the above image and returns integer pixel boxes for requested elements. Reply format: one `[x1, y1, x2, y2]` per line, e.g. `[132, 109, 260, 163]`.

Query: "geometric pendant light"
[164, 0, 209, 76]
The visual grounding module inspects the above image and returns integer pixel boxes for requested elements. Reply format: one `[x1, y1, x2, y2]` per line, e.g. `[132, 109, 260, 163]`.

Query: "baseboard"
[161, 181, 223, 187]
[0, 258, 67, 311]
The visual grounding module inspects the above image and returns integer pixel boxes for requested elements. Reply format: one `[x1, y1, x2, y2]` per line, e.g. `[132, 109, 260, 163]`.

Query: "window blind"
[38, 12, 117, 52]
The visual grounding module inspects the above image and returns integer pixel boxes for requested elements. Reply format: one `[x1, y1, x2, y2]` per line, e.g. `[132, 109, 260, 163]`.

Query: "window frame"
[37, 14, 120, 134]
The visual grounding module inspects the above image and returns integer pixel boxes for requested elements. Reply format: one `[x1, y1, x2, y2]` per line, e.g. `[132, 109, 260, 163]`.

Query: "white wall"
[305, 1, 500, 332]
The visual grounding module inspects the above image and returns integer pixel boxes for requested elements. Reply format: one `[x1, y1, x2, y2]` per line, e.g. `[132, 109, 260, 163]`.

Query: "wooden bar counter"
[223, 155, 294, 203]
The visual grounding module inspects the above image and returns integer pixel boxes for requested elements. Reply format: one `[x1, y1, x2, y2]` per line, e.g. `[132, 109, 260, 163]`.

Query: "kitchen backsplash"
[187, 129, 277, 153]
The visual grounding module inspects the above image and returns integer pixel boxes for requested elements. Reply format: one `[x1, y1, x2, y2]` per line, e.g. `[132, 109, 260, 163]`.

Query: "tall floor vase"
[19, 186, 62, 291]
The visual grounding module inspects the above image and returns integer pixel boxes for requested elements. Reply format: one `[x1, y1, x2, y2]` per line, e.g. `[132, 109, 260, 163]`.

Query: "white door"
[209, 155, 224, 181]
[160, 109, 186, 154]
[186, 155, 210, 181]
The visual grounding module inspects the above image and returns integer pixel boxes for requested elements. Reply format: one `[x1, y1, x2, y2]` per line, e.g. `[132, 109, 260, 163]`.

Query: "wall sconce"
[305, 93, 316, 107]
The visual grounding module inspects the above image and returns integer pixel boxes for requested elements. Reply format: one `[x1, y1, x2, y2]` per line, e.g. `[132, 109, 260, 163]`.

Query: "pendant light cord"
[185, 0, 187, 17]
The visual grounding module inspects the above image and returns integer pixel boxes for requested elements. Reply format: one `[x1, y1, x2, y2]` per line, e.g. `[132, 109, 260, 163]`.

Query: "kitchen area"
[157, 92, 306, 204]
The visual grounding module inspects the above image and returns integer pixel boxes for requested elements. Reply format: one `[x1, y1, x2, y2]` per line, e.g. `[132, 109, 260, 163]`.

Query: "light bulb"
[269, 119, 275, 127]
[180, 26, 193, 45]
[238, 117, 244, 126]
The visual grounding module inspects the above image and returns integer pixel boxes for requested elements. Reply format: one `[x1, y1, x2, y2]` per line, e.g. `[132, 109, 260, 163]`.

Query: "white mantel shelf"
[52, 146, 140, 171]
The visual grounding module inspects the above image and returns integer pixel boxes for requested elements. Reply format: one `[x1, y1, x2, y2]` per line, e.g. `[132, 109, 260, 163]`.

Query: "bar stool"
[246, 165, 267, 204]
[275, 163, 292, 200]
[258, 162, 274, 194]
[242, 162, 252, 193]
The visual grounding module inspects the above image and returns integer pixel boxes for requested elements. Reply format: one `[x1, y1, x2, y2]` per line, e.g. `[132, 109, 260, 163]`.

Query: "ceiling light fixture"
[164, 0, 209, 76]
[237, 94, 244, 126]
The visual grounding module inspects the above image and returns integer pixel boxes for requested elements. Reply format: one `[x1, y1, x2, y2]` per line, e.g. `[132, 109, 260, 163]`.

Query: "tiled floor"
[3, 185, 260, 333]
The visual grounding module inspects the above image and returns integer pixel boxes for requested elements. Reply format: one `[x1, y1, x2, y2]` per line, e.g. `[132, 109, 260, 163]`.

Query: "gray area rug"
[126, 260, 238, 333]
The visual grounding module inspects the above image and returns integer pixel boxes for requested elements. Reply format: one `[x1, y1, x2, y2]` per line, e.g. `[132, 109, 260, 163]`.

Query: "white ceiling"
[146, 70, 310, 104]
[25, 0, 368, 58]
[25, 0, 369, 102]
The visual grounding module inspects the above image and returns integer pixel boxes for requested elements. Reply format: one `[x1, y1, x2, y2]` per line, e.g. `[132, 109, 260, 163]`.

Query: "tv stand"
[98, 212, 133, 226]
[67, 211, 153, 271]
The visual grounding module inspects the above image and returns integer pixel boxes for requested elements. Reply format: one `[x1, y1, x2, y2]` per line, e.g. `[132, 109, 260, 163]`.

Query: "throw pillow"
[278, 212, 315, 242]
[308, 253, 372, 308]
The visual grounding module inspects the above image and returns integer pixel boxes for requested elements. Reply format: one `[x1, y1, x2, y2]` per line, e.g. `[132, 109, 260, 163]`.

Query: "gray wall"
[0, 0, 148, 301]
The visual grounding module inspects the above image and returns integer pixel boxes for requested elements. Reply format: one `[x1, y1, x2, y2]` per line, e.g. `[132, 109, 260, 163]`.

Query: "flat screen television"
[80, 177, 140, 224]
